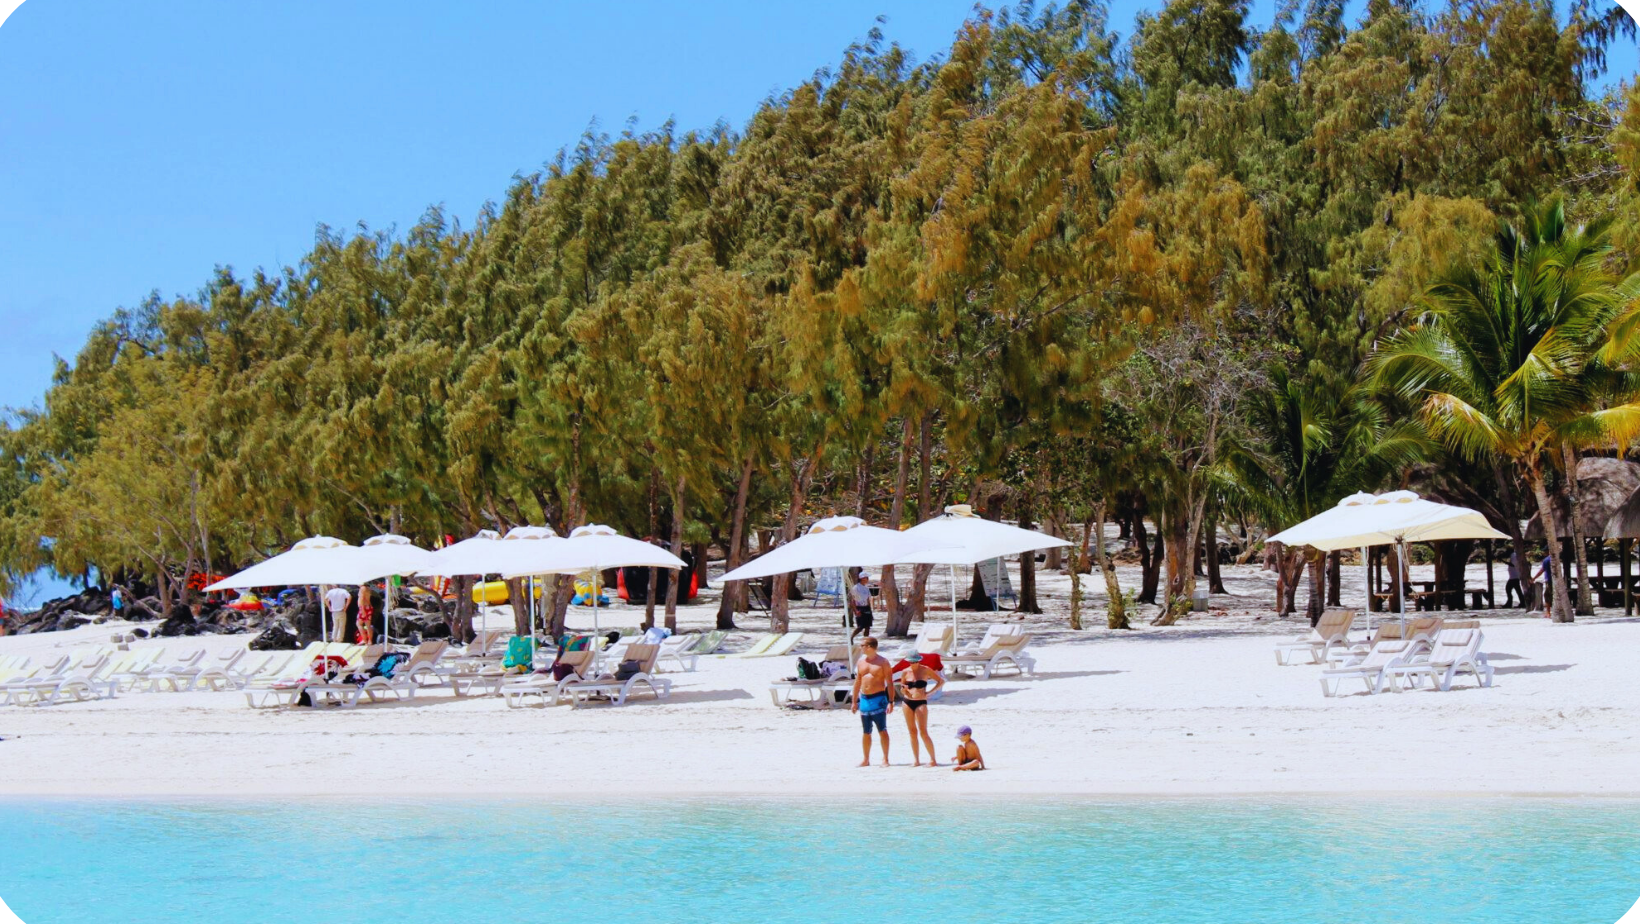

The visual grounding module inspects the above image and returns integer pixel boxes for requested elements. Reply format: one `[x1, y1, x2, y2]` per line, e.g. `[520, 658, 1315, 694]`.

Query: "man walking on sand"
[849, 571, 874, 644]
[850, 636, 894, 767]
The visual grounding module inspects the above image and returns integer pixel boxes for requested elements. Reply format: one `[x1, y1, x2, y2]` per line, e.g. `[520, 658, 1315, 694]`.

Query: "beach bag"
[614, 659, 642, 681]
[796, 657, 822, 681]
[552, 661, 577, 681]
[820, 660, 849, 679]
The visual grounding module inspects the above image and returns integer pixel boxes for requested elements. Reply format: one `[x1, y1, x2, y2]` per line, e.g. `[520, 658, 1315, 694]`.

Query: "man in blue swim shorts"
[850, 636, 895, 767]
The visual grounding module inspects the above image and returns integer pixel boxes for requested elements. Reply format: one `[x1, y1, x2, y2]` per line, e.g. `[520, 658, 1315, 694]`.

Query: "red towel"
[892, 652, 943, 674]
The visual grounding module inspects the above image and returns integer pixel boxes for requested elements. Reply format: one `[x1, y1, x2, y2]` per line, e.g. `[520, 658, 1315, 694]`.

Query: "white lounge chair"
[194, 651, 285, 691]
[951, 624, 1023, 657]
[393, 640, 452, 685]
[1274, 610, 1355, 665]
[0, 663, 67, 704]
[500, 650, 595, 708]
[740, 631, 803, 658]
[147, 650, 245, 692]
[7, 659, 118, 706]
[945, 634, 1035, 679]
[656, 633, 702, 672]
[769, 645, 852, 707]
[691, 630, 729, 655]
[559, 643, 672, 707]
[242, 643, 330, 708]
[1383, 627, 1494, 692]
[892, 624, 954, 659]
[1325, 617, 1442, 667]
[1319, 638, 1422, 696]
[734, 633, 779, 657]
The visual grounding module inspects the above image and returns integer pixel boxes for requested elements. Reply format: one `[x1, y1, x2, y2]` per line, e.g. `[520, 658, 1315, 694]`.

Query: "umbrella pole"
[950, 564, 960, 645]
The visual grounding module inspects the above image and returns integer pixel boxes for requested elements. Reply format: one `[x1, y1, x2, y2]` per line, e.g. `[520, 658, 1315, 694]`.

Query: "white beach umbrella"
[485, 526, 566, 649]
[417, 529, 502, 578]
[895, 504, 1072, 640]
[509, 524, 686, 640]
[722, 515, 953, 581]
[352, 534, 433, 581]
[205, 536, 362, 642]
[205, 536, 361, 590]
[722, 515, 956, 663]
[1266, 490, 1508, 623]
[350, 534, 434, 643]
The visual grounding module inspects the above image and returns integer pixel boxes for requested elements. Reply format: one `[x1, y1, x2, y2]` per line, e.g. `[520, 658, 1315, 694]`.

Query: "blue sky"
[0, 0, 1633, 420]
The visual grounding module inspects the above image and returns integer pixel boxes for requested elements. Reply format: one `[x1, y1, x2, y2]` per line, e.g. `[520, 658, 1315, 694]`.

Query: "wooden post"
[1485, 539, 1495, 609]
[1623, 538, 1633, 617]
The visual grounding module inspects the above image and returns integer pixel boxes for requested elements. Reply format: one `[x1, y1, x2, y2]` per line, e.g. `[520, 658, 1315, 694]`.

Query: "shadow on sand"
[1021, 669, 1124, 681]
[935, 686, 1024, 705]
[1493, 663, 1574, 676]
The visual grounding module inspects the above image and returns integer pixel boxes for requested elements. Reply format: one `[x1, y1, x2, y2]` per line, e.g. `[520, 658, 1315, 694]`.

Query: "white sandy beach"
[1, 561, 1636, 798]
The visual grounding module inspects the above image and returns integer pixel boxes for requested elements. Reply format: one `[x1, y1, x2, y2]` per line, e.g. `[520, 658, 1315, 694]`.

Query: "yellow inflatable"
[469, 580, 542, 605]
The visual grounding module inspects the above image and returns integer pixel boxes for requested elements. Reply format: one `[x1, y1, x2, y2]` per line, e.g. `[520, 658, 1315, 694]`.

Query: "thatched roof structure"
[1524, 456, 1640, 540]
[1605, 481, 1640, 539]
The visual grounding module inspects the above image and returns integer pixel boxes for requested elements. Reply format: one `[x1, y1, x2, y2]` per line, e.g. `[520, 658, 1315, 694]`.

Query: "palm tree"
[1373, 200, 1640, 623]
[1232, 369, 1426, 620]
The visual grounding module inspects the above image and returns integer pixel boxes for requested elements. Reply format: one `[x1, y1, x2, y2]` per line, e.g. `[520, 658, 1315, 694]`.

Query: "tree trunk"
[664, 475, 686, 631]
[449, 575, 476, 643]
[1306, 549, 1325, 625]
[1045, 516, 1063, 572]
[1326, 550, 1341, 606]
[1016, 490, 1041, 614]
[548, 575, 574, 637]
[1092, 500, 1128, 629]
[896, 563, 936, 636]
[644, 468, 659, 630]
[1530, 470, 1576, 622]
[1137, 517, 1162, 605]
[1206, 511, 1227, 594]
[769, 455, 815, 633]
[1560, 444, 1595, 615]
[1386, 544, 1403, 613]
[505, 577, 531, 637]
[880, 418, 915, 629]
[716, 455, 754, 630]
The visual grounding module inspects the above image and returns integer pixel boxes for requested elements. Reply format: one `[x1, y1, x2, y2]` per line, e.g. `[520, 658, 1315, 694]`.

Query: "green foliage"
[0, 0, 1630, 618]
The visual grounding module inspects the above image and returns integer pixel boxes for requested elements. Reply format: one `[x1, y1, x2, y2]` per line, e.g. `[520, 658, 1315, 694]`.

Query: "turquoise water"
[1, 799, 1636, 923]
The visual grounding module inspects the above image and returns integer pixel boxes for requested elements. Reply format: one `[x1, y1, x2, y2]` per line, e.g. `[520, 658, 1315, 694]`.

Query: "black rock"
[56, 614, 91, 631]
[131, 628, 150, 639]
[249, 624, 301, 650]
[156, 607, 197, 637]
[421, 620, 451, 640]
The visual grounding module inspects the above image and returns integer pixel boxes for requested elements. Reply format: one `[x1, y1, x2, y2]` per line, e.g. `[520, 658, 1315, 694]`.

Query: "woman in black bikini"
[896, 653, 945, 766]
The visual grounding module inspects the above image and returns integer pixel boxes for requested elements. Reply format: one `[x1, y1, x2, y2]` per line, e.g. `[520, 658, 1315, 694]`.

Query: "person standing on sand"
[323, 585, 351, 640]
[1533, 553, 1555, 617]
[850, 637, 894, 767]
[897, 653, 944, 766]
[356, 584, 375, 645]
[1505, 552, 1524, 608]
[849, 571, 874, 644]
[952, 726, 984, 771]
